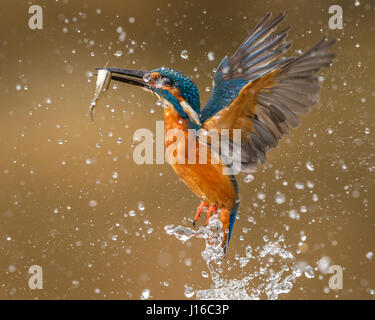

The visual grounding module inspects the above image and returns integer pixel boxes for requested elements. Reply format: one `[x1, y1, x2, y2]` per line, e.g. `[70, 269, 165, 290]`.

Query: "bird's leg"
[192, 201, 209, 228]
[205, 204, 218, 225]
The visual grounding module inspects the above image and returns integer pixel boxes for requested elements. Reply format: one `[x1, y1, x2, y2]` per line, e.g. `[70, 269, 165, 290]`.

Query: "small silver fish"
[89, 69, 112, 121]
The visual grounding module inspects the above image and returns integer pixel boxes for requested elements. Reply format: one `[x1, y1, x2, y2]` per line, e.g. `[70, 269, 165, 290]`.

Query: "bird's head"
[101, 67, 201, 125]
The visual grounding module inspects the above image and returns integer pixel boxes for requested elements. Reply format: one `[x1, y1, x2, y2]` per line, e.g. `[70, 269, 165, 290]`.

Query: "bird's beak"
[95, 67, 148, 88]
[89, 67, 149, 121]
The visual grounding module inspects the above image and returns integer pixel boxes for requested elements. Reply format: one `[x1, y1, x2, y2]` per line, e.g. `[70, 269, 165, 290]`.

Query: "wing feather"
[200, 13, 335, 172]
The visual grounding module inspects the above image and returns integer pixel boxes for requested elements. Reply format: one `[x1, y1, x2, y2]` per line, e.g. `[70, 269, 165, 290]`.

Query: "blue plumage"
[200, 57, 249, 122]
[152, 67, 201, 113]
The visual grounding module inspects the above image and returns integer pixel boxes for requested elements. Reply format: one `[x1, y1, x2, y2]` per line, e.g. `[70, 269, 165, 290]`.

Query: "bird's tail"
[218, 202, 239, 256]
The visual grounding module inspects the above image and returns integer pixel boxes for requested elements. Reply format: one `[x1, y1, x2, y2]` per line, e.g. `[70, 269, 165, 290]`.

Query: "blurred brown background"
[0, 0, 374, 299]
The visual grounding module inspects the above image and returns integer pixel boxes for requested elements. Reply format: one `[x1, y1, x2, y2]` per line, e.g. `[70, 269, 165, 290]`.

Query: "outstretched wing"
[200, 13, 292, 122]
[200, 13, 335, 172]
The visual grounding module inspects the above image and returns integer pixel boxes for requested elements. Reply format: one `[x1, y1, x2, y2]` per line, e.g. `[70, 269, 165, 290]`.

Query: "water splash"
[165, 215, 308, 300]
[165, 214, 225, 262]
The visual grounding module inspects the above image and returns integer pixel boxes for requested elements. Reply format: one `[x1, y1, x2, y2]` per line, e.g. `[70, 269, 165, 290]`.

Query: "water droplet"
[306, 161, 314, 171]
[245, 245, 252, 258]
[318, 256, 331, 274]
[181, 257, 191, 267]
[184, 285, 195, 298]
[180, 50, 189, 60]
[207, 51, 215, 61]
[8, 265, 16, 273]
[257, 192, 265, 200]
[141, 288, 151, 299]
[248, 216, 256, 224]
[138, 202, 145, 211]
[116, 26, 126, 42]
[114, 50, 123, 57]
[295, 182, 304, 190]
[289, 210, 298, 220]
[275, 192, 286, 204]
[352, 190, 360, 198]
[244, 174, 254, 183]
[89, 200, 98, 208]
[72, 280, 79, 287]
[304, 266, 315, 279]
[112, 171, 119, 179]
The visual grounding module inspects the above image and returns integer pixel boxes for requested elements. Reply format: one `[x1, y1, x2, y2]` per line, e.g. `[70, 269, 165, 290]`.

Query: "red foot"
[192, 201, 209, 228]
[205, 205, 218, 225]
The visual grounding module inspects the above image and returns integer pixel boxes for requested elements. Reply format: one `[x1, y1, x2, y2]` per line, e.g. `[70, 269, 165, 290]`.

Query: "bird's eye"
[162, 77, 173, 86]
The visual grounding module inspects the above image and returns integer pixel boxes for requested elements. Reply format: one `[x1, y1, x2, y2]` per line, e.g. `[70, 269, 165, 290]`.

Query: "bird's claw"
[192, 202, 220, 228]
[205, 204, 218, 225]
[193, 201, 209, 228]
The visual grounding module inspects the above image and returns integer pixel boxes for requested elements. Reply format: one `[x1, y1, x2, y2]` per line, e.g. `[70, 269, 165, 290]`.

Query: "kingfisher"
[94, 13, 335, 255]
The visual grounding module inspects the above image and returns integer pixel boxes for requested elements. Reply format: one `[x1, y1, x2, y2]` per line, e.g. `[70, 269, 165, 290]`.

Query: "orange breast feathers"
[163, 107, 237, 209]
